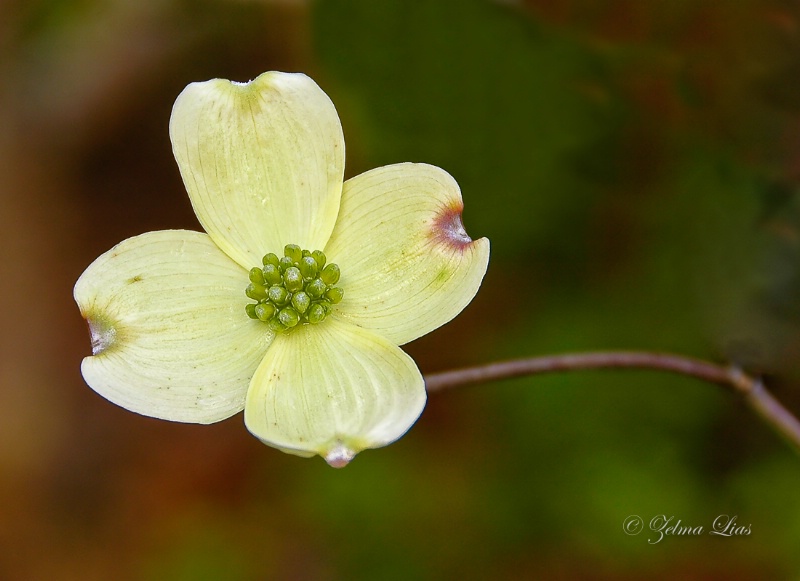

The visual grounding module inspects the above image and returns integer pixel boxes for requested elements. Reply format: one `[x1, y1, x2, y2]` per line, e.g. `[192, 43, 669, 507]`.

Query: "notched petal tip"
[431, 203, 476, 251]
[83, 314, 117, 356]
[324, 442, 357, 468]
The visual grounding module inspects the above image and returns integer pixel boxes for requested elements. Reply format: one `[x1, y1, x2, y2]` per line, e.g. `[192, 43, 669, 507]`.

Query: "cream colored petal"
[244, 318, 426, 466]
[74, 230, 274, 424]
[170, 72, 344, 269]
[324, 163, 490, 345]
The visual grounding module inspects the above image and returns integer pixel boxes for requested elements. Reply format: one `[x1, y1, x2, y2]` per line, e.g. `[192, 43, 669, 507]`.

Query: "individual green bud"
[254, 302, 276, 322]
[307, 303, 326, 324]
[249, 267, 266, 285]
[262, 253, 280, 267]
[268, 285, 289, 305]
[268, 318, 286, 333]
[311, 250, 326, 269]
[278, 307, 300, 327]
[262, 264, 283, 285]
[245, 282, 267, 301]
[283, 266, 303, 291]
[318, 299, 332, 314]
[292, 291, 311, 314]
[278, 256, 294, 272]
[320, 263, 340, 285]
[326, 287, 344, 304]
[284, 244, 303, 263]
[302, 249, 311, 258]
[299, 256, 318, 280]
[306, 278, 326, 298]
[245, 303, 258, 319]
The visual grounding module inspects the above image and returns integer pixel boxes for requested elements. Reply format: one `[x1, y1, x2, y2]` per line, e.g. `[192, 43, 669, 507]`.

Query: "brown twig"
[424, 351, 800, 454]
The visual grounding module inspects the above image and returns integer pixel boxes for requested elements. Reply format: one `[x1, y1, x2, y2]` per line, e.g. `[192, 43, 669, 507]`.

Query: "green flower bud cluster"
[245, 244, 344, 333]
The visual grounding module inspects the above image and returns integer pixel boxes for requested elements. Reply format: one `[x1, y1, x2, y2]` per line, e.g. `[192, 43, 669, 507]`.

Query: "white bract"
[74, 71, 489, 467]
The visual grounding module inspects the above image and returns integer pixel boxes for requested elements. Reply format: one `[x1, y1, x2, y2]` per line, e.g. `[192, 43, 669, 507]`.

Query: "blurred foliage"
[3, 0, 800, 579]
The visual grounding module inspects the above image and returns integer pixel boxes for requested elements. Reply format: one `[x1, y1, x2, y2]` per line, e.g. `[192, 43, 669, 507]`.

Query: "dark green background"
[2, 0, 800, 578]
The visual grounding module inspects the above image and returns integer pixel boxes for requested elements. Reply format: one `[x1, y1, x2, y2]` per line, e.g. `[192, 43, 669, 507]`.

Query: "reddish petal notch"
[325, 442, 356, 468]
[431, 202, 474, 251]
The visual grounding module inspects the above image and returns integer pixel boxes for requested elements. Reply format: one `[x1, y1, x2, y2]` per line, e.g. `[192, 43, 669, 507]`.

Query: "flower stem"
[424, 351, 800, 454]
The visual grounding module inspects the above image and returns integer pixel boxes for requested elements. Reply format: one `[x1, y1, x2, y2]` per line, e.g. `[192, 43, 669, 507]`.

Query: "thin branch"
[424, 351, 800, 454]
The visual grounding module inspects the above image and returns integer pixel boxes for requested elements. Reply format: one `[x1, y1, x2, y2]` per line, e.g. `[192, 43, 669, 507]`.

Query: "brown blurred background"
[3, 0, 800, 579]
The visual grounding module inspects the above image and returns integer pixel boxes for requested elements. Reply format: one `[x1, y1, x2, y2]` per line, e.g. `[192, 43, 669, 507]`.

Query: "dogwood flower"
[74, 71, 489, 466]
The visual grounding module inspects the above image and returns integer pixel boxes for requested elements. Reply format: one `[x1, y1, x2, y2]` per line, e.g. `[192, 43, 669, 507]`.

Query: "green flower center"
[244, 244, 344, 333]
